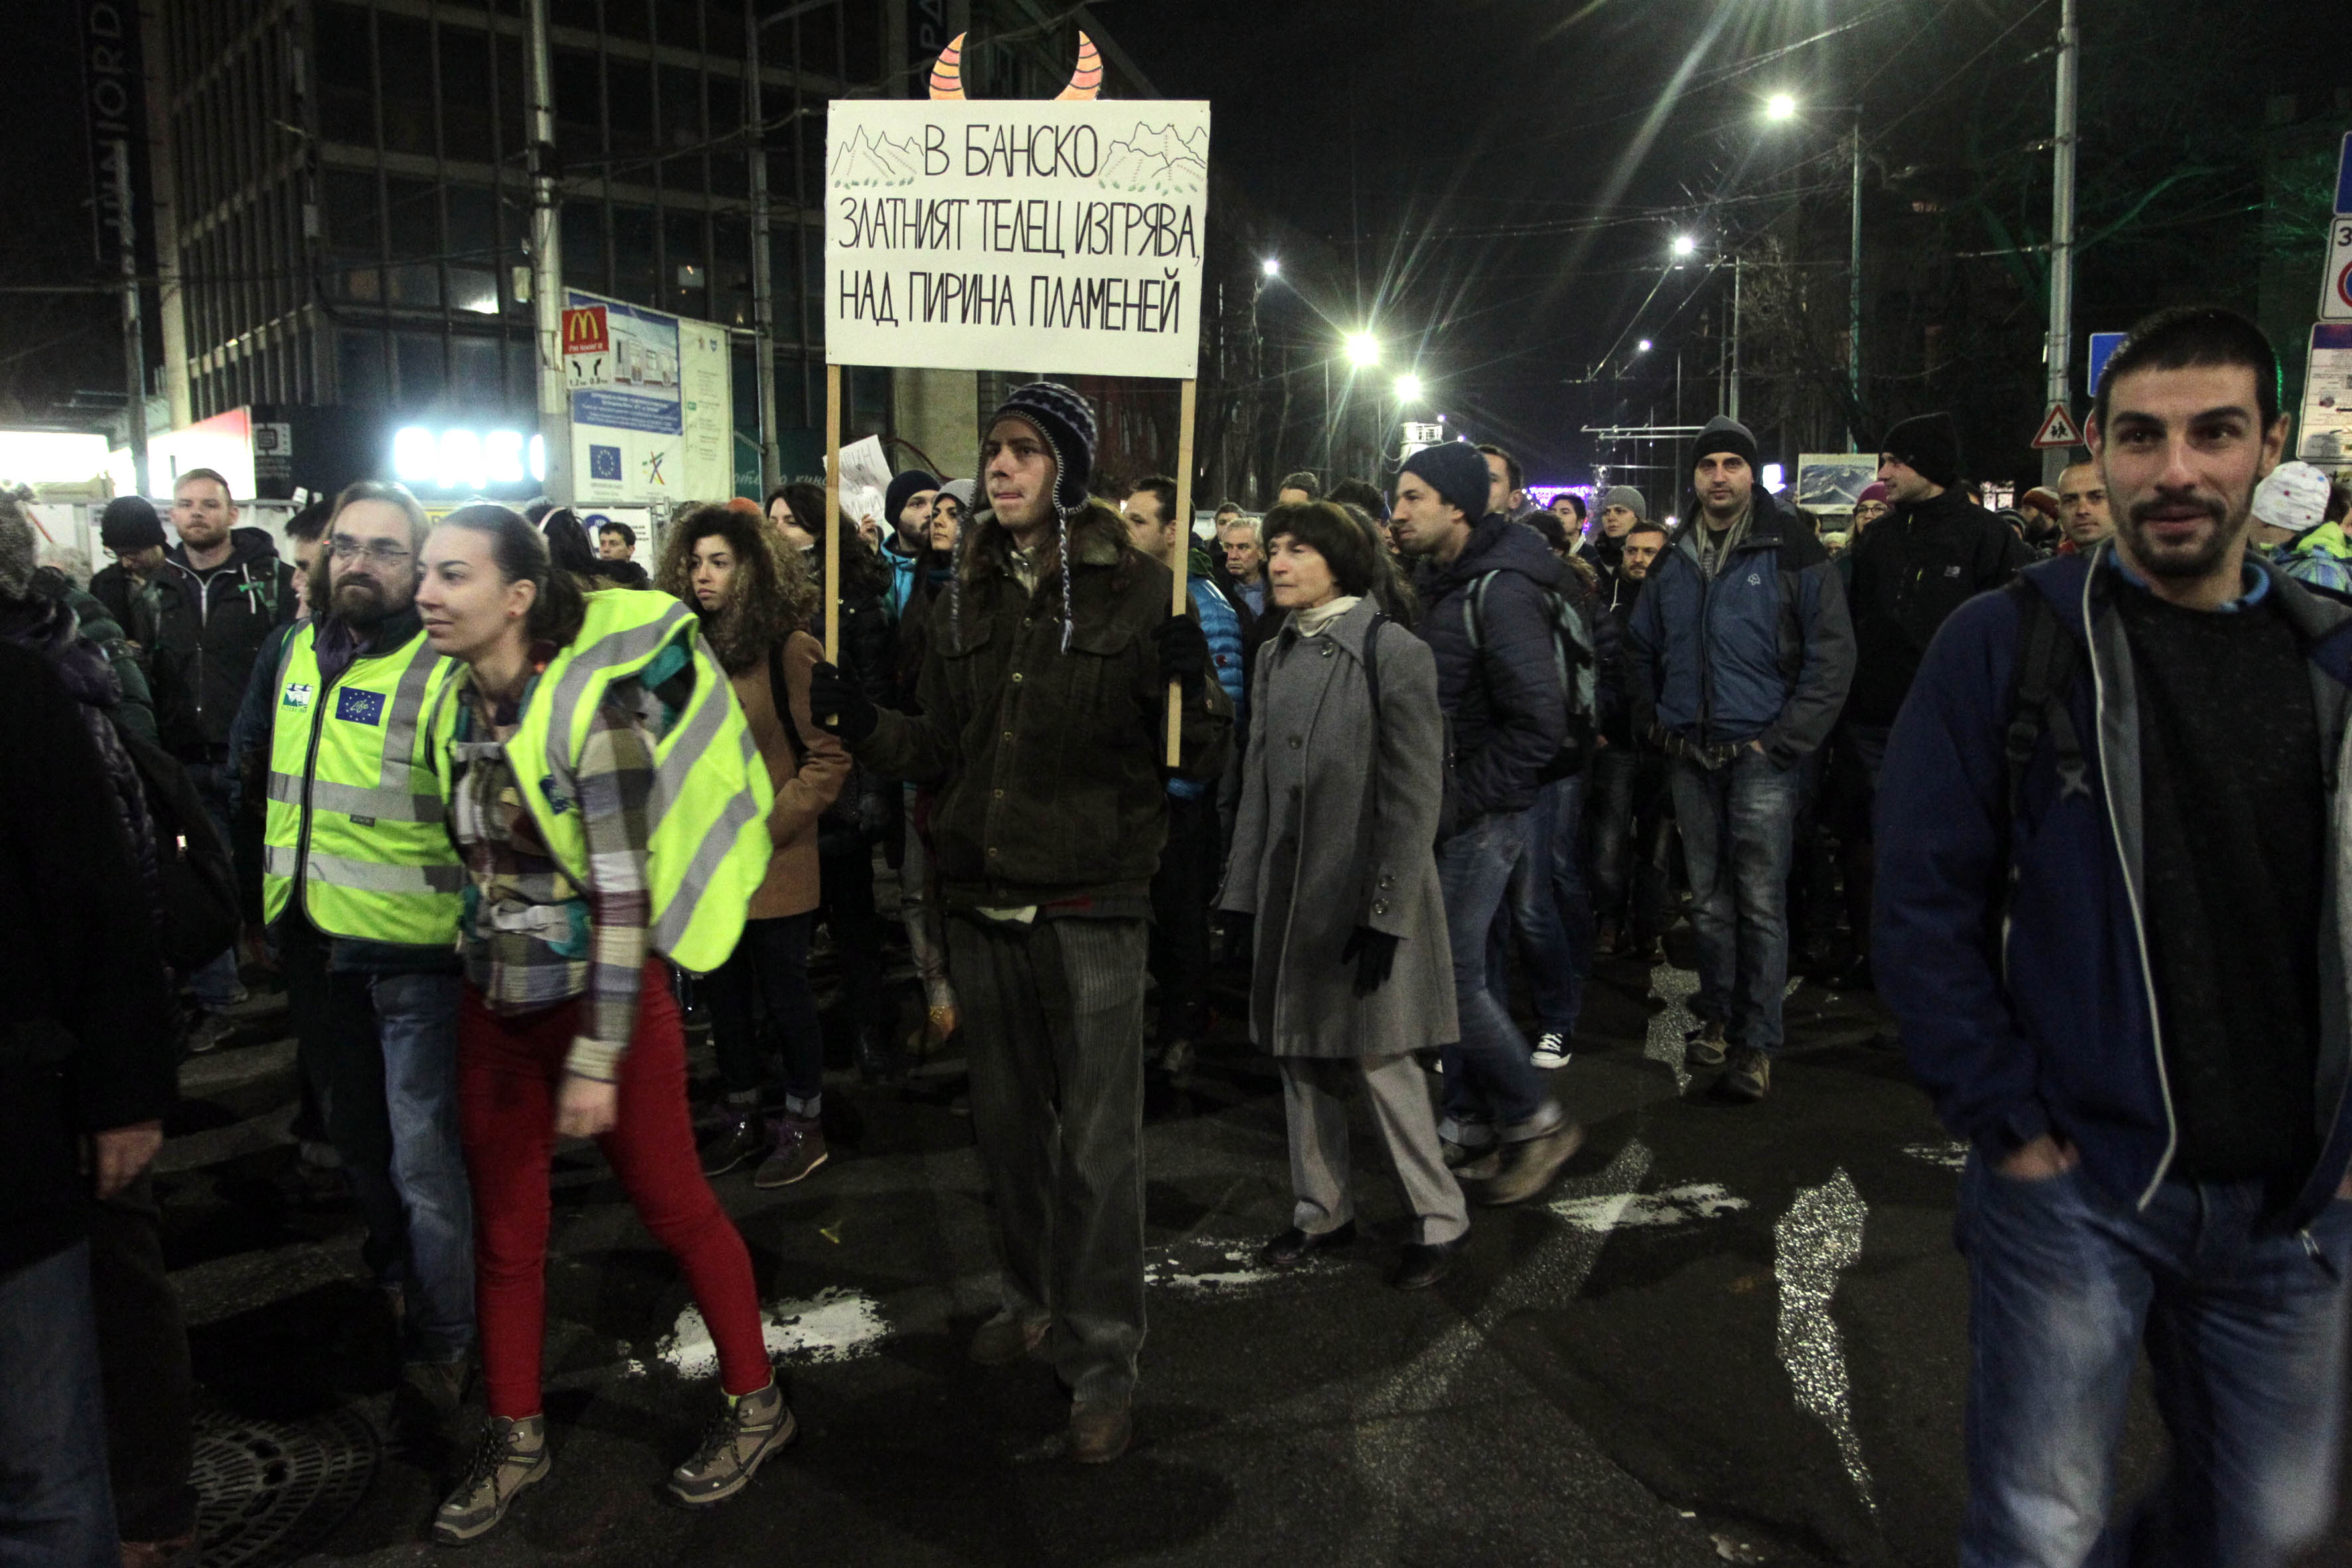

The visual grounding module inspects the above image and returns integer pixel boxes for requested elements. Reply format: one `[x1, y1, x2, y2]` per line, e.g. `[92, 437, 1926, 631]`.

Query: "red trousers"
[457, 963, 769, 1417]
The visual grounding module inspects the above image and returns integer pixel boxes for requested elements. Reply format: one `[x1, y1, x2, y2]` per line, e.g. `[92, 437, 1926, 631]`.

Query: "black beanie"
[1397, 441, 1494, 524]
[100, 495, 166, 554]
[884, 469, 939, 524]
[1879, 412, 1961, 490]
[1689, 414, 1759, 476]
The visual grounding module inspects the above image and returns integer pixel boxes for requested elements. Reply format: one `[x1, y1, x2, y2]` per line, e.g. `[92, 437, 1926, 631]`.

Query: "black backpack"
[112, 720, 240, 974]
[2000, 578, 2093, 832]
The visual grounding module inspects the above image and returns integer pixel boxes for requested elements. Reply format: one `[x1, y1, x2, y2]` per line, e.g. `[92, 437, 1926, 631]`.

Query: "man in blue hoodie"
[1878, 307, 2352, 1565]
[1395, 441, 1584, 1207]
[1626, 416, 1853, 1102]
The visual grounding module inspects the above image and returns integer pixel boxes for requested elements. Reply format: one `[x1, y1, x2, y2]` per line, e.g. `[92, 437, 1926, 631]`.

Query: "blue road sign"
[2338, 131, 2352, 215]
[2088, 332, 2128, 395]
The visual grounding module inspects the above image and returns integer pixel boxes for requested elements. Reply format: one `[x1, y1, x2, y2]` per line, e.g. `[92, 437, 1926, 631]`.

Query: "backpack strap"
[2002, 578, 2090, 826]
[768, 639, 809, 766]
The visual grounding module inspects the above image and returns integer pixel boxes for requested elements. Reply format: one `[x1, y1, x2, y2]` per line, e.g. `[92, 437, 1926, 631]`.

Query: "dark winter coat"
[152, 526, 297, 755]
[1221, 599, 1456, 1058]
[1842, 485, 2031, 726]
[1411, 513, 1570, 820]
[852, 500, 1233, 909]
[0, 641, 178, 1271]
[1875, 550, 2352, 1231]
[90, 560, 164, 657]
[35, 568, 157, 744]
[1625, 495, 1855, 765]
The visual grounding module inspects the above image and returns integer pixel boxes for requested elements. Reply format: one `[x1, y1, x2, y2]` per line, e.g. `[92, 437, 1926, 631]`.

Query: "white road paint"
[1903, 1141, 1968, 1171]
[1145, 1240, 1335, 1294]
[1549, 1182, 1749, 1231]
[1773, 1168, 1875, 1513]
[655, 1286, 890, 1379]
[1646, 965, 1700, 1091]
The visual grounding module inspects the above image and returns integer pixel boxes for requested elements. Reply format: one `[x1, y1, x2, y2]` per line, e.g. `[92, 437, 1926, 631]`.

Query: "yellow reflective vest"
[492, 589, 773, 975]
[262, 622, 464, 945]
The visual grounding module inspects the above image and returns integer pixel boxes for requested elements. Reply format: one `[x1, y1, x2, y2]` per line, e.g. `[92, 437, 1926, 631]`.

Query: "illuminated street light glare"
[1261, 257, 1281, 278]
[1344, 333, 1381, 368]
[1671, 234, 1697, 258]
[1636, 339, 1652, 354]
[1766, 92, 1797, 121]
[1395, 373, 1423, 401]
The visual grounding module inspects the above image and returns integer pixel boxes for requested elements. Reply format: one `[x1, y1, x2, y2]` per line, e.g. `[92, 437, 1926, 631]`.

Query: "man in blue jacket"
[1877, 306, 2352, 1565]
[1395, 441, 1583, 1206]
[1627, 416, 1853, 1101]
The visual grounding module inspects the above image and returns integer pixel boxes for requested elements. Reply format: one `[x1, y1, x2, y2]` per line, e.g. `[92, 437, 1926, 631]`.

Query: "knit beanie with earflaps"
[959, 382, 1101, 653]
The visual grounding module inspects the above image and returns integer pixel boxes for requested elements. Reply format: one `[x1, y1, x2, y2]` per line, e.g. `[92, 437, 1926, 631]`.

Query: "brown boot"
[1067, 1397, 1133, 1463]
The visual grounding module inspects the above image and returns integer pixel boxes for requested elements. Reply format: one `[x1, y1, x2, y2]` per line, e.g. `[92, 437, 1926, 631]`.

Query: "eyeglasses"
[329, 538, 413, 565]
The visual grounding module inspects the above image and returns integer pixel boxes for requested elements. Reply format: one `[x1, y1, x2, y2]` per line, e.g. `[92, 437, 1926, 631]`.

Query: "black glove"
[1150, 614, 1211, 694]
[808, 661, 878, 744]
[1219, 911, 1255, 964]
[1340, 927, 1399, 998]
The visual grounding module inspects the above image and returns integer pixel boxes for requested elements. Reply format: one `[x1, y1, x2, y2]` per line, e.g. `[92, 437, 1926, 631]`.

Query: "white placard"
[824, 99, 1211, 379]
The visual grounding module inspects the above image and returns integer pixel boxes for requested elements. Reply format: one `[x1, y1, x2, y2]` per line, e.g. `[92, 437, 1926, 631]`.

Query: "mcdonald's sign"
[562, 305, 609, 356]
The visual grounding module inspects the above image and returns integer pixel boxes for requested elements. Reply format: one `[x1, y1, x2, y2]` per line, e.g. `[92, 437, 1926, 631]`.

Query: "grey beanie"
[1602, 485, 1648, 520]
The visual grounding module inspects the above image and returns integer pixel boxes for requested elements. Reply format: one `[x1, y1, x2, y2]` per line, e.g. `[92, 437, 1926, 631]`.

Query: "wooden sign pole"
[823, 362, 843, 666]
[1165, 378, 1198, 767]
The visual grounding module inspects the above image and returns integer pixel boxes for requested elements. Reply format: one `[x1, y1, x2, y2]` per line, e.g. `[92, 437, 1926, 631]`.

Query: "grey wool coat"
[1218, 597, 1458, 1058]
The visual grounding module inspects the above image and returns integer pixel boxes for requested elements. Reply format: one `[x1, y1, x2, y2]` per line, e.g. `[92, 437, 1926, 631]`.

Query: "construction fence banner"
[563, 289, 734, 506]
[824, 98, 1212, 380]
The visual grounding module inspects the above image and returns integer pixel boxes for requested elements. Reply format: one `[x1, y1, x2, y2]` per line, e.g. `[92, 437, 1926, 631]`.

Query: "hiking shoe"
[700, 1111, 766, 1178]
[185, 1011, 238, 1055]
[668, 1381, 796, 1506]
[1477, 1121, 1588, 1207]
[1723, 1048, 1772, 1102]
[969, 1308, 1050, 1366]
[433, 1415, 549, 1544]
[1530, 1031, 1572, 1071]
[402, 1356, 469, 1421]
[1684, 1020, 1729, 1069]
[1067, 1397, 1133, 1464]
[752, 1113, 828, 1188]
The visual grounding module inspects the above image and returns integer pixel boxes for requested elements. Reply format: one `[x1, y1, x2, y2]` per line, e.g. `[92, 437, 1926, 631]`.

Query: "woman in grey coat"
[1219, 501, 1468, 1291]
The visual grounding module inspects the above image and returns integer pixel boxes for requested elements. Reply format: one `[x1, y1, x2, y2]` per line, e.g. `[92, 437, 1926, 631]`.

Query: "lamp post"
[2041, 0, 2079, 487]
[745, 0, 844, 494]
[1763, 92, 1866, 451]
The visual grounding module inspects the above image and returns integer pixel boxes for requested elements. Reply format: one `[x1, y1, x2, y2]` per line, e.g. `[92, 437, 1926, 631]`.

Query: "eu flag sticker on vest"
[336, 688, 387, 726]
[281, 681, 314, 710]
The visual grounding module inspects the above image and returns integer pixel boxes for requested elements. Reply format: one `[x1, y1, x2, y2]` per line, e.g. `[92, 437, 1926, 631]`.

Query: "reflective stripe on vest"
[498, 589, 773, 975]
[262, 624, 463, 945]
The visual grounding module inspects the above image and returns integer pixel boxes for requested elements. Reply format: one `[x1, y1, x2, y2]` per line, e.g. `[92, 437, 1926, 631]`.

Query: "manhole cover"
[191, 1406, 378, 1568]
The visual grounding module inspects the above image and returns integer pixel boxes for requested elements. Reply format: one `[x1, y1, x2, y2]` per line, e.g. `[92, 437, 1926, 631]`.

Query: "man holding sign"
[810, 382, 1230, 1463]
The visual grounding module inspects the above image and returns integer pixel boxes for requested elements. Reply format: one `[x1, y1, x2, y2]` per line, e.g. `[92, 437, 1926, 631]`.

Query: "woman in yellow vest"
[414, 505, 788, 1543]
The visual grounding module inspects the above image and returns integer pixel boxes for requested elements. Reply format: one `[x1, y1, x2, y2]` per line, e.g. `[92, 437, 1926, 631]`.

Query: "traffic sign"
[2031, 402, 2082, 450]
[2337, 130, 2352, 215]
[2087, 331, 2128, 394]
[2323, 216, 2352, 323]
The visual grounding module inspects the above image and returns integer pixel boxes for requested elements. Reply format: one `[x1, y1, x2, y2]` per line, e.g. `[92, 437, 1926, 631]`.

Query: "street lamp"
[1394, 373, 1423, 402]
[1344, 332, 1381, 369]
[1636, 339, 1652, 354]
[1261, 257, 1281, 279]
[1762, 92, 1865, 451]
[1671, 234, 1697, 258]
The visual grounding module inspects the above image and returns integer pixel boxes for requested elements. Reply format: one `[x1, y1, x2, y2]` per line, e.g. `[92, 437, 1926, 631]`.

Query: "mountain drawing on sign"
[830, 128, 925, 187]
[1093, 123, 1208, 197]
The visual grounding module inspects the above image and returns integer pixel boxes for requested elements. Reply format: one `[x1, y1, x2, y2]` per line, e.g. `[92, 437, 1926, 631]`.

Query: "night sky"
[5, 1, 2341, 489]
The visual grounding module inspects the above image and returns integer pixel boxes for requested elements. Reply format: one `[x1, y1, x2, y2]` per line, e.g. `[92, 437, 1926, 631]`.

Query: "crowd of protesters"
[8, 304, 2352, 1565]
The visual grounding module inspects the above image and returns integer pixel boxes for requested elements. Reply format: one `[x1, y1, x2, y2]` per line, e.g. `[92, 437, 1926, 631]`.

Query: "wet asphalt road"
[157, 939, 2352, 1568]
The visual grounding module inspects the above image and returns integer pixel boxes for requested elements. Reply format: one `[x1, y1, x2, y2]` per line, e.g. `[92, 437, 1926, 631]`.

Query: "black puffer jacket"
[152, 525, 297, 753]
[1411, 514, 1570, 820]
[1842, 486, 2030, 726]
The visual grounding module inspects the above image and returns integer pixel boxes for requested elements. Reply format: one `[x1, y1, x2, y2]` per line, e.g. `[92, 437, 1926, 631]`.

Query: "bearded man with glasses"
[262, 479, 478, 1418]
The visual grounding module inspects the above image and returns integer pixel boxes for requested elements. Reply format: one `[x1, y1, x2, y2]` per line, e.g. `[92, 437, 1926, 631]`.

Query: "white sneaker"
[1530, 1031, 1572, 1071]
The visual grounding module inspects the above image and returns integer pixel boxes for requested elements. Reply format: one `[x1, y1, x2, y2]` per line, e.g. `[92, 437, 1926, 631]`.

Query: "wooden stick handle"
[1166, 378, 1198, 767]
[824, 362, 842, 666]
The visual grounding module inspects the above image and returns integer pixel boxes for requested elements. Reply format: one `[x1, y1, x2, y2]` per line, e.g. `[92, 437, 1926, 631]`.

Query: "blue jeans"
[1437, 810, 1558, 1142]
[1491, 775, 1595, 1037]
[1670, 751, 1799, 1054]
[1956, 1156, 2352, 1567]
[0, 1241, 118, 1567]
[368, 970, 474, 1361]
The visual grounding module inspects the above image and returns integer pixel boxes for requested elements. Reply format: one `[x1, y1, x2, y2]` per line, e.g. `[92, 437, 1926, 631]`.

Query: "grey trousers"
[1281, 1055, 1470, 1247]
[948, 913, 1148, 1403]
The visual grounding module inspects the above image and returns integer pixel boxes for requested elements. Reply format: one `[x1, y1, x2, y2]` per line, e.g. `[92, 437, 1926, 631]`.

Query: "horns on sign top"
[925, 31, 1102, 102]
[1056, 33, 1103, 101]
[927, 33, 967, 100]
